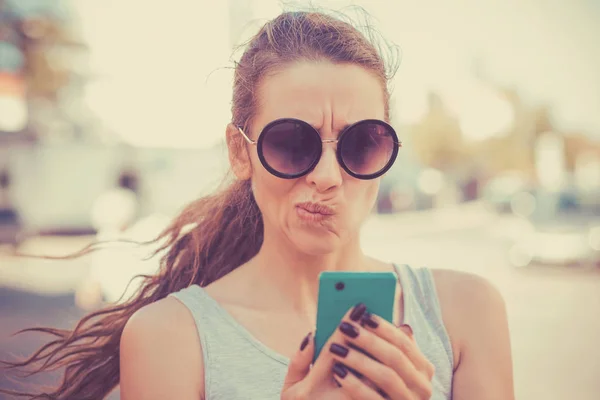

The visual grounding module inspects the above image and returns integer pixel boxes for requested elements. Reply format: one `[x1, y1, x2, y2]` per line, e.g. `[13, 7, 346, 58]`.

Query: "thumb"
[282, 332, 314, 390]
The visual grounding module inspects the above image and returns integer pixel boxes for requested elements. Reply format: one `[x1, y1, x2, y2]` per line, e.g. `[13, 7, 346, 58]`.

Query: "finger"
[282, 332, 314, 390]
[398, 324, 414, 341]
[362, 313, 434, 377]
[397, 324, 435, 379]
[330, 342, 411, 398]
[308, 303, 367, 384]
[331, 362, 382, 400]
[336, 319, 429, 392]
[329, 341, 434, 399]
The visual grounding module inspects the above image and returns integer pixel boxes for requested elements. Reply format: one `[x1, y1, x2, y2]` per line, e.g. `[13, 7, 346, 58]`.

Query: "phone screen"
[313, 271, 397, 362]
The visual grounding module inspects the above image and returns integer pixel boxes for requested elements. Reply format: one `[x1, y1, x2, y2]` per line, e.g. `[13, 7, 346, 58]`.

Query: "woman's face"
[245, 61, 387, 255]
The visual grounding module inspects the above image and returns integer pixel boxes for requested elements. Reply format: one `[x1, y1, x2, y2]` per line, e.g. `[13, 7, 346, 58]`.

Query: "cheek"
[350, 180, 380, 216]
[251, 167, 294, 220]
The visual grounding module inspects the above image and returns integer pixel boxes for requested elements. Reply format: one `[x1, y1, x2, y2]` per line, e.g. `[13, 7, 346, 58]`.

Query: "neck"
[244, 228, 374, 323]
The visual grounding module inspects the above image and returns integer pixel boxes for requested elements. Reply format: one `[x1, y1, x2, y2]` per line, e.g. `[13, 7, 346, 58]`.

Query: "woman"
[2, 10, 514, 400]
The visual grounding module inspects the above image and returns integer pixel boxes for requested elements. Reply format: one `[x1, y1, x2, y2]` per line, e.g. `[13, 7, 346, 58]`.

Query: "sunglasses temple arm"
[237, 126, 257, 145]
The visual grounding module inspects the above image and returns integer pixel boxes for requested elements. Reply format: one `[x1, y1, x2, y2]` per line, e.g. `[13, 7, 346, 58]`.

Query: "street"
[1, 208, 599, 399]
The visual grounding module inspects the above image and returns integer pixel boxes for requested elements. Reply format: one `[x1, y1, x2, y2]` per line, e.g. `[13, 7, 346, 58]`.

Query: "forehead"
[254, 61, 386, 130]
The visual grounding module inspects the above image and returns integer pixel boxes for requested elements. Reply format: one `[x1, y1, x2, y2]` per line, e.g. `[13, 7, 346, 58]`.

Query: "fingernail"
[399, 324, 413, 336]
[377, 387, 389, 398]
[349, 303, 367, 321]
[329, 343, 349, 358]
[361, 312, 379, 329]
[332, 362, 348, 379]
[334, 378, 342, 388]
[299, 332, 312, 351]
[339, 322, 359, 338]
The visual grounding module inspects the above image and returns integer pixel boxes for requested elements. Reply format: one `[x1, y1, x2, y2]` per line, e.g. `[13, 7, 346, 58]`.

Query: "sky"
[365, 0, 600, 136]
[69, 0, 600, 148]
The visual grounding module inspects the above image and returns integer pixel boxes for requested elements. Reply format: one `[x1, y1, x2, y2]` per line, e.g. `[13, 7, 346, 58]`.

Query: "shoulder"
[429, 268, 510, 367]
[430, 268, 505, 313]
[120, 296, 204, 399]
[123, 295, 200, 341]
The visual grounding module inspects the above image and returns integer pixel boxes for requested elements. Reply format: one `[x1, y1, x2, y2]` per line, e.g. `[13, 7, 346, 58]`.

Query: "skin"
[120, 61, 514, 399]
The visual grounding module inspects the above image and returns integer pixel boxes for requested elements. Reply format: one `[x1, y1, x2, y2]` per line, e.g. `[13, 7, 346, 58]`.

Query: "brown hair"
[1, 9, 399, 399]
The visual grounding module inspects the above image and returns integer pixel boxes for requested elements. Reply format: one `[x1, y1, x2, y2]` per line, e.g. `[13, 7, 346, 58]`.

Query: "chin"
[291, 230, 343, 256]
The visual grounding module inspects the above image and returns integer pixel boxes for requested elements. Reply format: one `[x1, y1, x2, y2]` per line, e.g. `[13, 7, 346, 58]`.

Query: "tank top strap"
[168, 285, 288, 399]
[393, 263, 454, 398]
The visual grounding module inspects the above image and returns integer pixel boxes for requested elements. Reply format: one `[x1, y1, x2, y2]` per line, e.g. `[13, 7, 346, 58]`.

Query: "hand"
[329, 305, 436, 399]
[281, 305, 383, 399]
[280, 305, 435, 399]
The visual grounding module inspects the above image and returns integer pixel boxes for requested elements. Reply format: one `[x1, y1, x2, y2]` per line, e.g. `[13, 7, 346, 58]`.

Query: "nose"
[305, 145, 342, 193]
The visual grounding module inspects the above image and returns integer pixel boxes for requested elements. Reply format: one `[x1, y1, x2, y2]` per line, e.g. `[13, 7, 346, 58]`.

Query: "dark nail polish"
[339, 322, 359, 338]
[329, 343, 349, 358]
[299, 332, 311, 351]
[377, 387, 389, 398]
[332, 362, 348, 379]
[399, 324, 413, 336]
[334, 378, 342, 388]
[350, 303, 367, 321]
[348, 343, 379, 363]
[361, 312, 379, 329]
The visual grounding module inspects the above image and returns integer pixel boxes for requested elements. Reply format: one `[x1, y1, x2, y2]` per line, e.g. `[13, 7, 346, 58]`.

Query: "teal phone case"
[313, 271, 397, 362]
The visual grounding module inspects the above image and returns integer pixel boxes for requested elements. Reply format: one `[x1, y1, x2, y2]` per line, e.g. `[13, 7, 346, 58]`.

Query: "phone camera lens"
[335, 282, 345, 291]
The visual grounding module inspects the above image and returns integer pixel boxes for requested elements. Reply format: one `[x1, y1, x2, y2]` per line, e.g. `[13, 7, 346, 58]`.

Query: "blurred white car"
[508, 223, 600, 268]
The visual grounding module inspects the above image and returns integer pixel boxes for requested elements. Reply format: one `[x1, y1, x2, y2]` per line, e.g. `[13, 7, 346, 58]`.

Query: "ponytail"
[1, 178, 263, 400]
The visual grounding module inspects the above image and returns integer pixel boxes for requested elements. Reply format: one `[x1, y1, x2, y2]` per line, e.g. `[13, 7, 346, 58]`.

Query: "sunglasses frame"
[237, 118, 402, 180]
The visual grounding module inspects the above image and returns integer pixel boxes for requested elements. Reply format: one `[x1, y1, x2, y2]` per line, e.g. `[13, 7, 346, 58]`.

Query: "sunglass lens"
[340, 122, 396, 177]
[261, 121, 320, 176]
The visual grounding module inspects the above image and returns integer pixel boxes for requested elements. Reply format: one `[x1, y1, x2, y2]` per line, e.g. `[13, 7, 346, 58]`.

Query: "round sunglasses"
[237, 118, 402, 180]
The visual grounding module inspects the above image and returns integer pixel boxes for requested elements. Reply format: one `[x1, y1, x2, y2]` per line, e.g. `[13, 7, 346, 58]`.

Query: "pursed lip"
[295, 201, 336, 216]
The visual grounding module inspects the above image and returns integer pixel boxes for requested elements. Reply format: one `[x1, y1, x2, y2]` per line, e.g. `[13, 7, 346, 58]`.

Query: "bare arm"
[434, 270, 515, 400]
[120, 297, 204, 400]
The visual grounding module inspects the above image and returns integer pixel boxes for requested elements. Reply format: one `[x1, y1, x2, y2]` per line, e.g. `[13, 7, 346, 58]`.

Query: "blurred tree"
[461, 87, 563, 179]
[18, 15, 85, 101]
[531, 105, 555, 137]
[564, 133, 600, 171]
[474, 88, 538, 176]
[410, 92, 466, 171]
[0, 0, 90, 140]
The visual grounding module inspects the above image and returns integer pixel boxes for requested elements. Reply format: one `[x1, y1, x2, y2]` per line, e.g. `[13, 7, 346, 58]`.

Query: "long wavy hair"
[1, 8, 399, 400]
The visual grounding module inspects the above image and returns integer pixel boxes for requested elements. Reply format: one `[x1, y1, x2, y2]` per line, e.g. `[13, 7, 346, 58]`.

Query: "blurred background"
[0, 0, 599, 398]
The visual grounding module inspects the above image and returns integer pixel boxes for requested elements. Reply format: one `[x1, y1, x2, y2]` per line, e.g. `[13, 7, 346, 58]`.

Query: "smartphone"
[313, 271, 397, 362]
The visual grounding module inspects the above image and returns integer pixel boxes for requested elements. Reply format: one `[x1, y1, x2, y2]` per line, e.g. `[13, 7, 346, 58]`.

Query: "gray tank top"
[169, 264, 453, 399]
